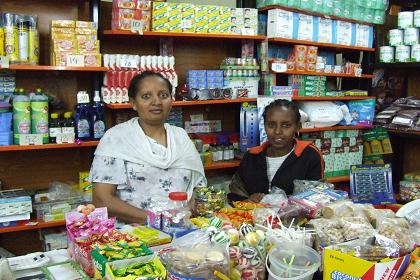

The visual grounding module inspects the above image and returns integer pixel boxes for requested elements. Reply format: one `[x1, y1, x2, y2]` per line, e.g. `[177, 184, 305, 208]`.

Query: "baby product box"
[316, 18, 334, 43]
[323, 248, 410, 280]
[297, 14, 315, 41]
[267, 9, 296, 39]
[240, 102, 259, 152]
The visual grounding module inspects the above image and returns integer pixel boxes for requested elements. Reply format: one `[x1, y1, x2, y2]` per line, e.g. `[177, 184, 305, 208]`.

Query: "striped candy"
[209, 217, 223, 228]
[239, 223, 254, 237]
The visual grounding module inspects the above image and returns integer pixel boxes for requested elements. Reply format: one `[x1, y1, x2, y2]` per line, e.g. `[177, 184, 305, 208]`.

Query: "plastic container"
[74, 91, 91, 140]
[49, 113, 61, 143]
[389, 29, 404, 46]
[398, 11, 414, 29]
[31, 88, 49, 143]
[379, 46, 394, 63]
[162, 192, 192, 236]
[62, 112, 75, 134]
[0, 112, 12, 132]
[266, 243, 321, 280]
[91, 90, 105, 140]
[12, 89, 31, 144]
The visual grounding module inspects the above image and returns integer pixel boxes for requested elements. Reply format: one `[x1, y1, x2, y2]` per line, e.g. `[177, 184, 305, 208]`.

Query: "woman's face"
[131, 75, 172, 126]
[264, 106, 300, 151]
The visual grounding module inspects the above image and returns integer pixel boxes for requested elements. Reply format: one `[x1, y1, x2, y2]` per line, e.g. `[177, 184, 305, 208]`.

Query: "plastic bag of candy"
[260, 187, 288, 209]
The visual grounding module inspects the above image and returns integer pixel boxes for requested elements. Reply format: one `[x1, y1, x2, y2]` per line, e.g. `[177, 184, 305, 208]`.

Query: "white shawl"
[94, 117, 206, 190]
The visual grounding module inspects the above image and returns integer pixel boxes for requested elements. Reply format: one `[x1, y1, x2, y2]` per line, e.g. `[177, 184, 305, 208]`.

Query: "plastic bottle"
[12, 88, 31, 144]
[27, 15, 39, 65]
[74, 91, 92, 140]
[49, 113, 61, 143]
[31, 88, 49, 143]
[17, 17, 28, 63]
[91, 90, 106, 140]
[62, 112, 75, 135]
[162, 192, 191, 234]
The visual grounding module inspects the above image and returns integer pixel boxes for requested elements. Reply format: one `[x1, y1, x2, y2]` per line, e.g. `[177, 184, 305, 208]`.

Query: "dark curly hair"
[128, 71, 173, 99]
[262, 99, 301, 124]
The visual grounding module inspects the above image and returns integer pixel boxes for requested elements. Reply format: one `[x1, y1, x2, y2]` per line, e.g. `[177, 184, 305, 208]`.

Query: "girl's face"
[131, 76, 172, 126]
[264, 106, 300, 151]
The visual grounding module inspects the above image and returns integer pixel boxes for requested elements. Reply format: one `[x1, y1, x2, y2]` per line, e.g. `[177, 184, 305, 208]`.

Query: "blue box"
[186, 70, 206, 78]
[206, 70, 224, 77]
[240, 102, 259, 152]
[0, 112, 12, 132]
[0, 131, 12, 146]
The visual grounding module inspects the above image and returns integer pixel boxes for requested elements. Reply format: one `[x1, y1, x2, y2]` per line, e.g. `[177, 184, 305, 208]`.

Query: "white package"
[267, 9, 294, 39]
[355, 24, 370, 48]
[318, 18, 333, 43]
[297, 14, 314, 41]
[336, 21, 353, 46]
[299, 101, 349, 127]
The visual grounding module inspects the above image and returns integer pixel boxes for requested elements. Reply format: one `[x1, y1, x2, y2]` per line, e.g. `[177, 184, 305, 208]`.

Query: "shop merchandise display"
[112, 0, 152, 31]
[102, 54, 177, 103]
[49, 20, 101, 67]
[257, 0, 388, 24]
[0, 13, 40, 64]
[375, 97, 420, 132]
[149, 3, 258, 35]
[380, 10, 420, 63]
[0, 71, 14, 145]
[0, 189, 32, 226]
[400, 171, 420, 202]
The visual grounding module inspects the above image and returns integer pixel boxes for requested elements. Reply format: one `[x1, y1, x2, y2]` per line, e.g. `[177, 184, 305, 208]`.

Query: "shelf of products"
[300, 126, 369, 132]
[375, 62, 420, 69]
[0, 141, 99, 152]
[326, 175, 350, 183]
[204, 160, 241, 171]
[0, 219, 65, 234]
[272, 68, 374, 78]
[0, 65, 107, 72]
[258, 5, 374, 26]
[387, 129, 420, 138]
[268, 38, 375, 52]
[103, 30, 266, 40]
[293, 96, 374, 101]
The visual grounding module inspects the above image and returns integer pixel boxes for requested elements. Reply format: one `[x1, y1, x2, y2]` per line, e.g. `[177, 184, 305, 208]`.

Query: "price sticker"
[0, 56, 9, 68]
[77, 93, 90, 104]
[57, 133, 75, 144]
[181, 19, 193, 29]
[241, 28, 255, 36]
[19, 134, 43, 146]
[66, 55, 84, 67]
[131, 19, 143, 35]
[271, 62, 287, 73]
[355, 68, 362, 77]
[120, 57, 138, 69]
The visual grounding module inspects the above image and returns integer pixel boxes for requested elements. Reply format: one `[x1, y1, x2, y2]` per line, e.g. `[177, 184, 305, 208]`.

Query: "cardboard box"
[77, 40, 100, 54]
[112, 8, 142, 21]
[113, 0, 137, 9]
[76, 21, 98, 29]
[240, 102, 259, 152]
[79, 171, 92, 193]
[267, 9, 295, 39]
[297, 14, 314, 41]
[137, 0, 151, 10]
[335, 20, 353, 46]
[51, 20, 75, 28]
[152, 2, 168, 21]
[50, 27, 75, 35]
[84, 53, 102, 67]
[323, 248, 410, 280]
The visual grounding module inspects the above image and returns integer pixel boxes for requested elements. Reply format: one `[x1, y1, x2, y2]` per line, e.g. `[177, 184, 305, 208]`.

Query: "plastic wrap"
[260, 187, 288, 209]
[307, 218, 345, 250]
[322, 200, 356, 218]
[293, 179, 334, 195]
[363, 208, 395, 226]
[376, 217, 415, 255]
[340, 216, 375, 242]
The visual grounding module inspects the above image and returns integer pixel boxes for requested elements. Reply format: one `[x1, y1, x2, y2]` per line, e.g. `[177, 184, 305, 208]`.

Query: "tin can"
[404, 28, 419, 46]
[389, 29, 404, 46]
[411, 44, 420, 62]
[379, 46, 394, 63]
[415, 10, 420, 28]
[398, 11, 414, 29]
[28, 16, 39, 65]
[395, 45, 410, 62]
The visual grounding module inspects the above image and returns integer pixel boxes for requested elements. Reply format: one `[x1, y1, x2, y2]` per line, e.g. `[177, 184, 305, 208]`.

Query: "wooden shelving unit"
[0, 65, 107, 72]
[103, 30, 266, 40]
[258, 5, 374, 26]
[293, 96, 374, 101]
[268, 38, 375, 52]
[0, 141, 99, 152]
[271, 68, 374, 78]
[326, 175, 350, 183]
[204, 160, 241, 171]
[0, 220, 65, 234]
[387, 129, 420, 138]
[301, 126, 369, 133]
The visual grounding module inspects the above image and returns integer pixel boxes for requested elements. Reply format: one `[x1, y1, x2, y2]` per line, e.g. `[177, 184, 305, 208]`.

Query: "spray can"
[18, 16, 29, 63]
[3, 13, 18, 63]
[31, 88, 49, 143]
[28, 16, 39, 65]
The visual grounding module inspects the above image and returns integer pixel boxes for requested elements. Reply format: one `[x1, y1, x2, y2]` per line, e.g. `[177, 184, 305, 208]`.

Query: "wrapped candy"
[192, 187, 226, 217]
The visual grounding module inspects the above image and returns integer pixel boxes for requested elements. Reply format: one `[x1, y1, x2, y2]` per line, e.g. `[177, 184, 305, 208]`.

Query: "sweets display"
[192, 187, 226, 218]
[49, 20, 101, 67]
[112, 0, 151, 31]
[400, 171, 420, 202]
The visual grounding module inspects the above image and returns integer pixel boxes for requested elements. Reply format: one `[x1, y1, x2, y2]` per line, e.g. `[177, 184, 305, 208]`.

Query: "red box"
[112, 8, 142, 20]
[113, 0, 137, 9]
[137, 0, 152, 10]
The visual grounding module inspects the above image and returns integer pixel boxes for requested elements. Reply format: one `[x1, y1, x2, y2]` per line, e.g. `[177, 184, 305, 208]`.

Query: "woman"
[228, 99, 324, 203]
[90, 71, 206, 223]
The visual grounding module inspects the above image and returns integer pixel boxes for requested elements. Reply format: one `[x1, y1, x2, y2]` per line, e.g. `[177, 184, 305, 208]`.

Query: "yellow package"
[152, 19, 168, 32]
[205, 5, 219, 14]
[75, 28, 97, 35]
[220, 8, 232, 25]
[76, 21, 98, 29]
[52, 38, 76, 52]
[180, 3, 195, 13]
[77, 40, 100, 54]
[50, 27, 75, 35]
[51, 51, 75, 66]
[207, 20, 220, 34]
[195, 5, 207, 20]
[181, 12, 195, 33]
[51, 20, 75, 28]
[195, 21, 208, 33]
[152, 2, 168, 21]
[76, 35, 97, 42]
[168, 19, 181, 33]
[168, 5, 181, 22]
[51, 33, 75, 40]
[0, 27, 4, 56]
[84, 53, 101, 67]
[219, 22, 231, 34]
[79, 171, 92, 192]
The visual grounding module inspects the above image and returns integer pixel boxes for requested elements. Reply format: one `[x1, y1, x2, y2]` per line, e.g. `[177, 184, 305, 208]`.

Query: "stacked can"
[380, 10, 420, 63]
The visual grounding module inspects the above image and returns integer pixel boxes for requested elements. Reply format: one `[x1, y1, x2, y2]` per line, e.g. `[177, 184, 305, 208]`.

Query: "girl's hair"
[262, 99, 301, 123]
[128, 71, 173, 99]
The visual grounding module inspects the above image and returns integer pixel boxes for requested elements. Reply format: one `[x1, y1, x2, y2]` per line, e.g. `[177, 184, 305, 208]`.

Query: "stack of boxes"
[0, 189, 32, 226]
[0, 72, 14, 146]
[186, 70, 224, 89]
[152, 2, 258, 35]
[303, 130, 364, 177]
[288, 75, 326, 96]
[50, 20, 101, 67]
[111, 0, 152, 31]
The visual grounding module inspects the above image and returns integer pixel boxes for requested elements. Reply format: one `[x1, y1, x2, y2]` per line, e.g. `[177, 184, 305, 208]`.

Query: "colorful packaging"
[76, 21, 98, 29]
[50, 27, 75, 35]
[52, 38, 76, 52]
[137, 0, 151, 10]
[51, 20, 75, 28]
[267, 9, 295, 39]
[84, 54, 101, 67]
[113, 0, 137, 9]
[112, 8, 142, 21]
[75, 28, 97, 35]
[168, 3, 181, 33]
[347, 99, 375, 127]
[79, 172, 92, 193]
[77, 40, 100, 54]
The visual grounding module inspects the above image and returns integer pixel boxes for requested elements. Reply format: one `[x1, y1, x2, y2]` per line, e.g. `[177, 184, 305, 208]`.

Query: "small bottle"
[216, 145, 223, 162]
[223, 144, 230, 161]
[49, 113, 61, 143]
[62, 112, 75, 134]
[229, 144, 235, 160]
[91, 90, 106, 140]
[210, 144, 218, 162]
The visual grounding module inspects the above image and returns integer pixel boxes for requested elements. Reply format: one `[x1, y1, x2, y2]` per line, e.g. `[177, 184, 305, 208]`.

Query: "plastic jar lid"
[169, 192, 188, 201]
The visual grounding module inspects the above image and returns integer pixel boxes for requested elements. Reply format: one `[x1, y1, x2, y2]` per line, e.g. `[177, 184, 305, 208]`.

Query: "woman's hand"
[248, 193, 265, 203]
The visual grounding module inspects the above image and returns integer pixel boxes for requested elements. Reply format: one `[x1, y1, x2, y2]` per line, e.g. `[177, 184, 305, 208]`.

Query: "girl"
[228, 99, 324, 202]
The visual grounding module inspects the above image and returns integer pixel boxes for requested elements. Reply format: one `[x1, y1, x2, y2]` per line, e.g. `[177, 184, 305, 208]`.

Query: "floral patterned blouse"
[90, 136, 199, 209]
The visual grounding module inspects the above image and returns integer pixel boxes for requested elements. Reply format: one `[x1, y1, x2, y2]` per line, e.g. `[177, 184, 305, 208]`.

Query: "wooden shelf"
[0, 141, 99, 152]
[0, 219, 65, 234]
[387, 129, 420, 138]
[0, 65, 107, 72]
[293, 96, 374, 101]
[300, 126, 369, 133]
[258, 5, 374, 26]
[105, 98, 258, 109]
[103, 30, 266, 40]
[204, 160, 241, 171]
[374, 62, 420, 69]
[326, 175, 350, 183]
[272, 68, 374, 79]
[268, 38, 375, 52]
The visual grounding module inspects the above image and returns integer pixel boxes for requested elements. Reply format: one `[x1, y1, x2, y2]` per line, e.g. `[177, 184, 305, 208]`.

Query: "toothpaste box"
[168, 3, 181, 32]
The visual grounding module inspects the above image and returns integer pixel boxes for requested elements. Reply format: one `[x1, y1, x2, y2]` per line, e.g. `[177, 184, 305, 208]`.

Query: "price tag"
[0, 56, 9, 68]
[241, 27, 255, 36]
[181, 19, 193, 29]
[131, 19, 143, 35]
[57, 133, 75, 144]
[77, 93, 90, 104]
[66, 55, 84, 67]
[120, 57, 138, 69]
[19, 134, 43, 146]
[355, 68, 362, 77]
[271, 62, 287, 73]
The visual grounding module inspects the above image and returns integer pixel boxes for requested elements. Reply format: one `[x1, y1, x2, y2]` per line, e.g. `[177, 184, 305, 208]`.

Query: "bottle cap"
[64, 112, 72, 118]
[51, 113, 59, 119]
[169, 192, 188, 201]
[36, 88, 42, 93]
